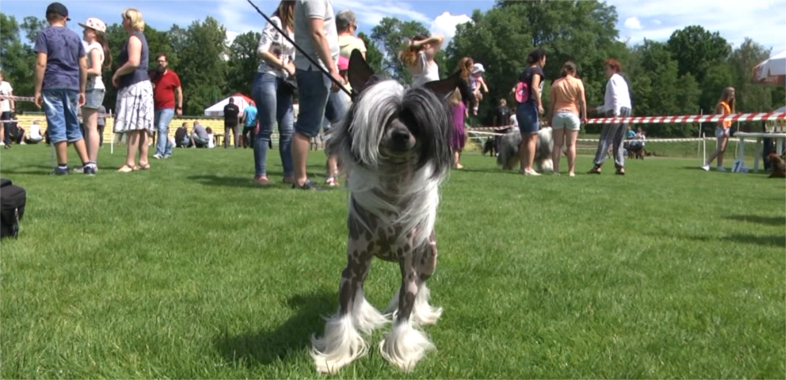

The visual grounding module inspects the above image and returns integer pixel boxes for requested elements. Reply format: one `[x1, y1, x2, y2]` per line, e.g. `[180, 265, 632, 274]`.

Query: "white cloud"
[429, 12, 473, 43]
[624, 17, 642, 30]
[609, 0, 786, 53]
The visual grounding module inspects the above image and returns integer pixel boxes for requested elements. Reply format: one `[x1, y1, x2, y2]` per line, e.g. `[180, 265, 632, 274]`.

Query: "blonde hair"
[122, 8, 145, 32]
[448, 88, 462, 107]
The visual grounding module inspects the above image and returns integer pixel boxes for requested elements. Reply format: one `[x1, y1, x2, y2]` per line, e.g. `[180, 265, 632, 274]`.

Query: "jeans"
[42, 89, 81, 143]
[252, 72, 294, 177]
[154, 108, 175, 157]
[294, 67, 331, 138]
[516, 101, 539, 135]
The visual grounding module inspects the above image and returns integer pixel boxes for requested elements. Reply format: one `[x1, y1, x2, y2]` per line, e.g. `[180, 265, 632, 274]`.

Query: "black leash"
[245, 0, 353, 98]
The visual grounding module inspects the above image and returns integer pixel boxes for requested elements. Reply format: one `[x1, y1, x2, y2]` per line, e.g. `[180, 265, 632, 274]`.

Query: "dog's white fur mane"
[338, 80, 446, 249]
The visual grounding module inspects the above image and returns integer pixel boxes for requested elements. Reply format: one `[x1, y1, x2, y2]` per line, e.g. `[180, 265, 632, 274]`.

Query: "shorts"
[293, 67, 347, 138]
[516, 101, 539, 135]
[551, 110, 580, 130]
[42, 88, 82, 143]
[716, 126, 730, 138]
[83, 88, 105, 109]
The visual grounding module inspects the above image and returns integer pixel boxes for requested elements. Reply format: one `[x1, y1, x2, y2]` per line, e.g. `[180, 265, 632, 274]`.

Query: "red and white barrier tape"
[584, 112, 786, 124]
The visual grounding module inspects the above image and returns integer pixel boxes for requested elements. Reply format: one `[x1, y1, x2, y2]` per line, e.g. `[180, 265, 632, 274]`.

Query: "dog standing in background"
[496, 126, 554, 173]
[310, 50, 460, 374]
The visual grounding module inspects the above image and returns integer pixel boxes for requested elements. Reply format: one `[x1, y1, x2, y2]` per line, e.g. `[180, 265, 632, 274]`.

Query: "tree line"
[1, 0, 783, 136]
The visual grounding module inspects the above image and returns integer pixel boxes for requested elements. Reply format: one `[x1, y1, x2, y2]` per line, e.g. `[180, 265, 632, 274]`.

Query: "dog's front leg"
[379, 233, 439, 372]
[310, 219, 384, 374]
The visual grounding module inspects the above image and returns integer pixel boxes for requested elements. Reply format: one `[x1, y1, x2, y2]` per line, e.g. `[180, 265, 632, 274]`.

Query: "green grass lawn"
[1, 145, 784, 379]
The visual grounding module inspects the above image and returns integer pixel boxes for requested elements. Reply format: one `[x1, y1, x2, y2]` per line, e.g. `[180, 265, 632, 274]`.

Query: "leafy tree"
[225, 31, 261, 96]
[667, 25, 731, 81]
[1, 14, 37, 112]
[174, 17, 228, 115]
[357, 32, 383, 74]
[20, 16, 48, 44]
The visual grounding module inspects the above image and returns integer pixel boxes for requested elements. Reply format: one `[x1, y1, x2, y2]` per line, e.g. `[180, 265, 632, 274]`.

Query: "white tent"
[203, 93, 254, 116]
[753, 49, 786, 86]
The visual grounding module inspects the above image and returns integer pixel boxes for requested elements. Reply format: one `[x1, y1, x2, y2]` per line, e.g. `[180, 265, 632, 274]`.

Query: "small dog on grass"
[482, 137, 496, 157]
[767, 152, 786, 178]
[310, 49, 460, 374]
[496, 126, 554, 172]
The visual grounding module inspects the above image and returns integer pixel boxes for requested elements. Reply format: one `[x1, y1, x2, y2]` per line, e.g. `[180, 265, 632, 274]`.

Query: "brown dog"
[767, 152, 786, 178]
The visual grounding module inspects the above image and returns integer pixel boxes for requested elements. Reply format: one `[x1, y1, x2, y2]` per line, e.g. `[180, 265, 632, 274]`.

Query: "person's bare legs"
[121, 131, 139, 170]
[83, 108, 100, 163]
[292, 131, 311, 186]
[327, 154, 339, 177]
[138, 131, 150, 168]
[552, 128, 565, 174]
[566, 129, 579, 175]
[705, 135, 729, 167]
[72, 139, 89, 164]
[55, 141, 68, 164]
[519, 133, 539, 172]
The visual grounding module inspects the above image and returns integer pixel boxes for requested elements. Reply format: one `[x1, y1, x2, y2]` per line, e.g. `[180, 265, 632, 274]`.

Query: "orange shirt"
[719, 101, 731, 128]
[551, 75, 584, 115]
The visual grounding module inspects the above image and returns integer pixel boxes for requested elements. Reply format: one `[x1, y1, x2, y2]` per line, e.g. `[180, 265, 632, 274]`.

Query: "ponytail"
[96, 31, 112, 69]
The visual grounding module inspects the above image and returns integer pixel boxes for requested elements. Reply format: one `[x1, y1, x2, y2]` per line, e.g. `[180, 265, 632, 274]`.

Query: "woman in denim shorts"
[515, 48, 547, 176]
[77, 17, 110, 173]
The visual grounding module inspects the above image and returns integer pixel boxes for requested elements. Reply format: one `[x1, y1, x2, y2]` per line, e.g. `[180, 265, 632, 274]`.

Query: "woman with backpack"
[514, 48, 547, 176]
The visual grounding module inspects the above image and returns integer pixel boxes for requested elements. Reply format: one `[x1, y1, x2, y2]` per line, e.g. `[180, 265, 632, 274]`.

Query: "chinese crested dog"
[309, 50, 461, 374]
[496, 126, 554, 172]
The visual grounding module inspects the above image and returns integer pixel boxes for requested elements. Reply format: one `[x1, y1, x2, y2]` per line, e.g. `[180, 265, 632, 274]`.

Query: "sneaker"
[522, 169, 541, 176]
[73, 166, 85, 173]
[152, 153, 163, 159]
[325, 177, 339, 187]
[163, 155, 171, 159]
[83, 166, 96, 176]
[52, 166, 69, 175]
[569, 172, 576, 177]
[717, 166, 727, 172]
[701, 164, 710, 171]
[292, 179, 321, 190]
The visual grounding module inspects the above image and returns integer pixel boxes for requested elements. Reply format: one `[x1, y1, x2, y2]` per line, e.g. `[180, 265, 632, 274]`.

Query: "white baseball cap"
[472, 63, 485, 73]
[78, 17, 107, 33]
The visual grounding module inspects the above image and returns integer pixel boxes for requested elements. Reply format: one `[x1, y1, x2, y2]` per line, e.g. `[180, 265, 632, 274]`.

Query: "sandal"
[137, 163, 151, 170]
[117, 164, 135, 173]
[616, 167, 625, 175]
[587, 165, 601, 174]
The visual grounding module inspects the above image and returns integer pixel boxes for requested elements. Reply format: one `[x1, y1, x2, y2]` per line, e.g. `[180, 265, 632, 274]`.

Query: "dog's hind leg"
[311, 219, 384, 374]
[379, 232, 440, 372]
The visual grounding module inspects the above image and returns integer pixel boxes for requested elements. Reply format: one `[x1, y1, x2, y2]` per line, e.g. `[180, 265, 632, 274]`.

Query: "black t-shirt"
[224, 104, 240, 125]
[174, 126, 187, 142]
[519, 66, 545, 103]
[494, 106, 511, 126]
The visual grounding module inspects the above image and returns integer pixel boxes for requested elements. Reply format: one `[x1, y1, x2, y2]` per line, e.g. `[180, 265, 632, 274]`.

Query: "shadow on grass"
[188, 174, 285, 189]
[213, 291, 336, 367]
[687, 233, 784, 247]
[724, 214, 785, 227]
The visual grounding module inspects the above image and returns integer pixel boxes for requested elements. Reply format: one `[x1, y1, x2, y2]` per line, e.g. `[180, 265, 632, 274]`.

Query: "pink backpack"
[515, 81, 529, 103]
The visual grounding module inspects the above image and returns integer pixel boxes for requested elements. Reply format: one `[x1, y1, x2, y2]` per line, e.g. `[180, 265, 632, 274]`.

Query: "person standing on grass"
[548, 61, 587, 177]
[587, 58, 632, 175]
[515, 48, 547, 176]
[702, 87, 735, 172]
[112, 8, 154, 172]
[252, 0, 297, 186]
[290, 0, 343, 190]
[74, 17, 110, 174]
[0, 71, 15, 149]
[150, 53, 182, 159]
[223, 97, 240, 148]
[449, 88, 467, 169]
[239, 101, 257, 148]
[33, 2, 92, 175]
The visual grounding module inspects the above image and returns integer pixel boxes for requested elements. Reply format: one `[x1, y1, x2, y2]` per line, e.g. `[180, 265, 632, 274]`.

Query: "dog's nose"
[391, 129, 410, 143]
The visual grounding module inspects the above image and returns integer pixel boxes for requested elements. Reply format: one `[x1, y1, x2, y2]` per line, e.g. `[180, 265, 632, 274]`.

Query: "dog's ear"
[423, 71, 462, 99]
[349, 49, 376, 97]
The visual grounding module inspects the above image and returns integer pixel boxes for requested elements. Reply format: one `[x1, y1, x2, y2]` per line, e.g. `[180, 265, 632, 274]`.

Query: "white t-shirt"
[0, 81, 13, 112]
[294, 0, 339, 72]
[85, 42, 105, 91]
[411, 51, 440, 88]
[29, 124, 42, 139]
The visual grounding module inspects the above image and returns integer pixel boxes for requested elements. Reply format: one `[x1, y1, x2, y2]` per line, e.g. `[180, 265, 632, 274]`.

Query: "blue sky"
[3, 0, 784, 55]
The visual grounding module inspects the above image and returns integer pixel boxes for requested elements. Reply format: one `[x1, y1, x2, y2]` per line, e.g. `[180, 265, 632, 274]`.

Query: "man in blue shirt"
[240, 103, 258, 148]
[34, 2, 90, 175]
